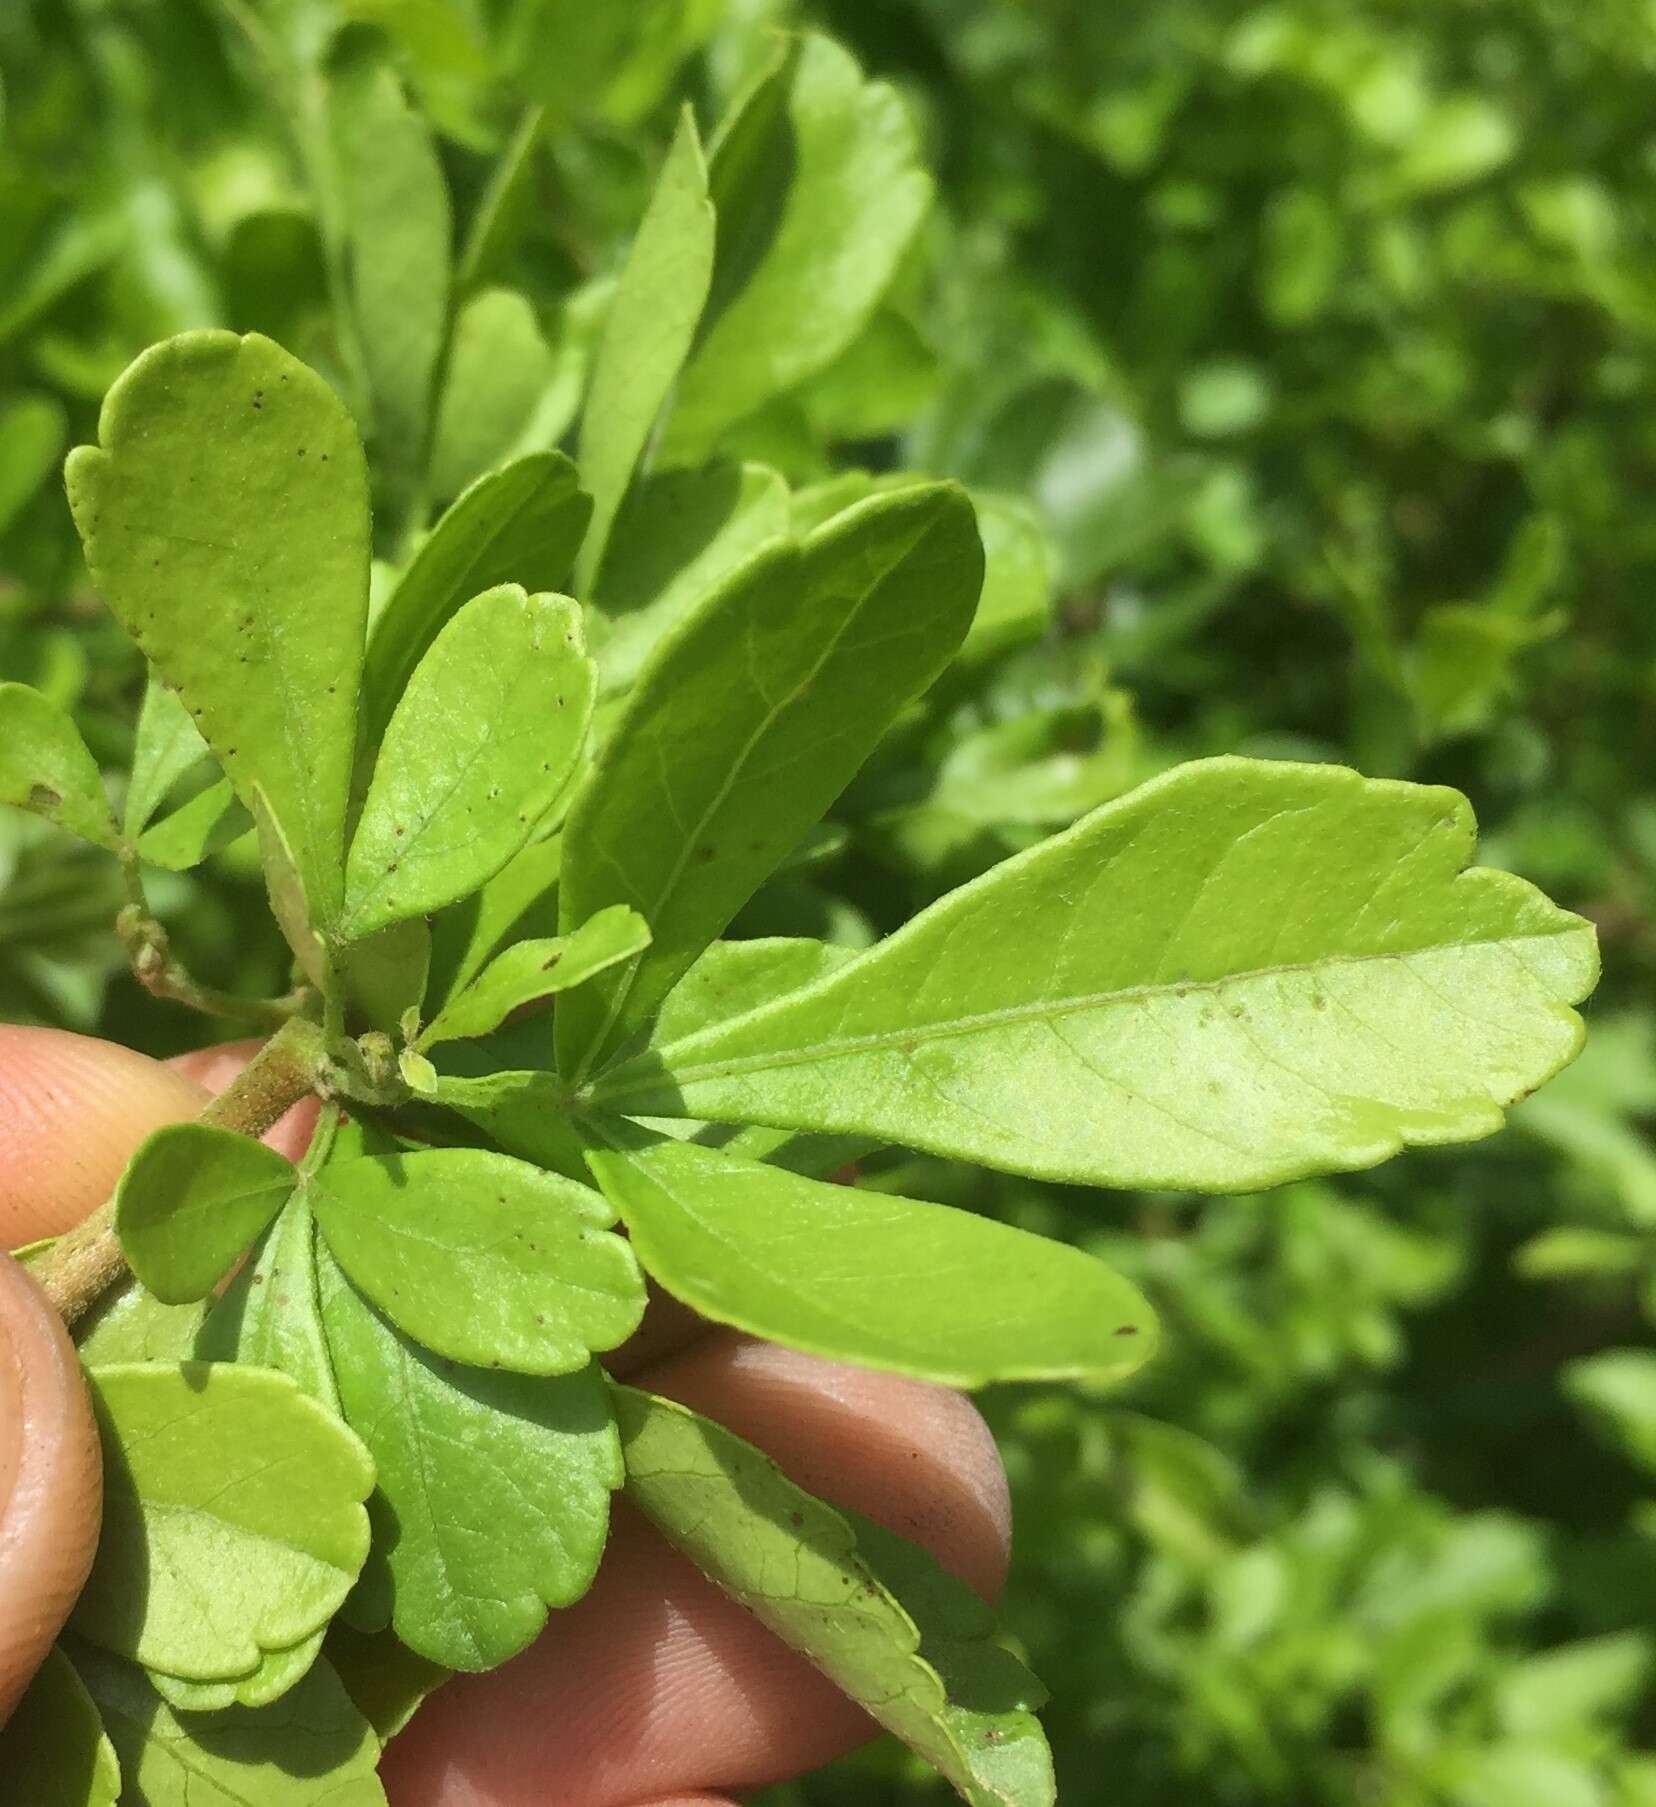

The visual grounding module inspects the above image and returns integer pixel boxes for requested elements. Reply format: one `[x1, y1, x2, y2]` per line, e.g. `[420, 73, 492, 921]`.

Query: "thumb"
[0, 1255, 101, 1724]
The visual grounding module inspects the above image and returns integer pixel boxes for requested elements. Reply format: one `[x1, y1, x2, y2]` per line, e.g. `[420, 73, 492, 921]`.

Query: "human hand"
[0, 1026, 1012, 1806]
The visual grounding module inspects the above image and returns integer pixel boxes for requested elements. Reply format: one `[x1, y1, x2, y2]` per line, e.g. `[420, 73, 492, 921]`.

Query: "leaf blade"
[558, 481, 984, 1077]
[343, 585, 594, 940]
[0, 682, 119, 851]
[582, 1126, 1157, 1388]
[66, 330, 370, 926]
[115, 1123, 297, 1305]
[599, 758, 1598, 1191]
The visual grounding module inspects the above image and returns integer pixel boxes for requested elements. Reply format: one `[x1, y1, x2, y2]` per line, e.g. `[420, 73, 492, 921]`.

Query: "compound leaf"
[0, 682, 119, 851]
[342, 585, 593, 939]
[419, 903, 649, 1047]
[71, 1363, 374, 1682]
[66, 330, 370, 928]
[615, 1387, 1053, 1807]
[582, 1126, 1157, 1388]
[318, 1243, 623, 1670]
[310, 1147, 643, 1374]
[575, 106, 715, 589]
[115, 1123, 297, 1305]
[558, 481, 983, 1078]
[598, 758, 1598, 1192]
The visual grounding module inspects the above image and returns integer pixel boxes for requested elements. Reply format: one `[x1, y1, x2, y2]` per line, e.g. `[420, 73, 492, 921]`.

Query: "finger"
[167, 1039, 320, 1162]
[0, 1255, 102, 1724]
[381, 1334, 1011, 1807]
[0, 1026, 207, 1247]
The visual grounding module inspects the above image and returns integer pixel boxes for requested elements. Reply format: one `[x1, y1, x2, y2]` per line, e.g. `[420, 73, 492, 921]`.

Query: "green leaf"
[424, 826, 564, 1016]
[428, 287, 556, 503]
[309, 1147, 644, 1373]
[598, 758, 1598, 1191]
[66, 330, 370, 927]
[361, 453, 589, 753]
[72, 1643, 387, 1806]
[582, 1126, 1156, 1388]
[342, 585, 594, 940]
[0, 1645, 121, 1807]
[137, 779, 251, 872]
[325, 1622, 450, 1743]
[558, 482, 984, 1077]
[419, 903, 649, 1047]
[965, 494, 1055, 663]
[317, 1243, 623, 1669]
[458, 105, 544, 290]
[589, 462, 790, 697]
[71, 1362, 374, 1681]
[667, 34, 933, 456]
[329, 46, 450, 533]
[651, 936, 858, 1047]
[115, 1123, 297, 1304]
[76, 1287, 208, 1368]
[1567, 1349, 1656, 1474]
[147, 1632, 325, 1713]
[0, 681, 120, 850]
[342, 916, 432, 1033]
[125, 675, 211, 838]
[575, 106, 715, 591]
[0, 392, 67, 538]
[198, 1193, 341, 1411]
[615, 1386, 1053, 1807]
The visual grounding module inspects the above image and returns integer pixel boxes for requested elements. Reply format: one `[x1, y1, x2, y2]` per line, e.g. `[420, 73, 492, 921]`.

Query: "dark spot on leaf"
[1114, 1324, 1139, 1336]
[696, 846, 716, 864]
[27, 785, 61, 810]
[790, 1511, 804, 1527]
[1230, 1005, 1245, 1019]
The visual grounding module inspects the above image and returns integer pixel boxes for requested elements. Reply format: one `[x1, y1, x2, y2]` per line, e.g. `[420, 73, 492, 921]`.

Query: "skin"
[0, 1025, 1011, 1805]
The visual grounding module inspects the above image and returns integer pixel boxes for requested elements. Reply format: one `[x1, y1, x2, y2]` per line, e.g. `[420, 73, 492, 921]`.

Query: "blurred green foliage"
[4, 0, 1656, 1799]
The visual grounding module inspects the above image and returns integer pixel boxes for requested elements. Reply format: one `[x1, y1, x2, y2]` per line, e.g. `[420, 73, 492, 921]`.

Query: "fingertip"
[643, 1334, 1014, 1602]
[0, 1255, 101, 1724]
[0, 1026, 208, 1247]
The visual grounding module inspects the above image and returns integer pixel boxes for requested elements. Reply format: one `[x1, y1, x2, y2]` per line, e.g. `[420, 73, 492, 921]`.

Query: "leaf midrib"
[595, 921, 1587, 1102]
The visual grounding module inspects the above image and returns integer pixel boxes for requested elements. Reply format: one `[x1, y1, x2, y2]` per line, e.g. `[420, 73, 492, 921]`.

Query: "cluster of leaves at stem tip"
[0, 23, 1602, 1807]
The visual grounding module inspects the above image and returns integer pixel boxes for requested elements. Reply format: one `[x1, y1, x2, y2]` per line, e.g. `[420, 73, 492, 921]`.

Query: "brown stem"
[35, 1016, 327, 1327]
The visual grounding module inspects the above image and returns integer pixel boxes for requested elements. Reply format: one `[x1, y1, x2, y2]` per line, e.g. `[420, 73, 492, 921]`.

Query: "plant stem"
[117, 904, 313, 1029]
[34, 1016, 327, 1327]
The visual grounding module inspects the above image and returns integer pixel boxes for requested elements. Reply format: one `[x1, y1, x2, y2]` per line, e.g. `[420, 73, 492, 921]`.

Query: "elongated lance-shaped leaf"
[115, 1122, 297, 1304]
[582, 1124, 1156, 1388]
[71, 1363, 374, 1683]
[362, 452, 589, 752]
[575, 106, 715, 591]
[310, 1147, 644, 1374]
[0, 681, 119, 850]
[615, 1387, 1054, 1807]
[66, 330, 370, 927]
[419, 904, 649, 1047]
[558, 481, 984, 1080]
[596, 758, 1599, 1192]
[0, 1645, 121, 1807]
[343, 585, 594, 940]
[329, 46, 450, 538]
[71, 1643, 387, 1807]
[666, 34, 933, 456]
[317, 1240, 623, 1670]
